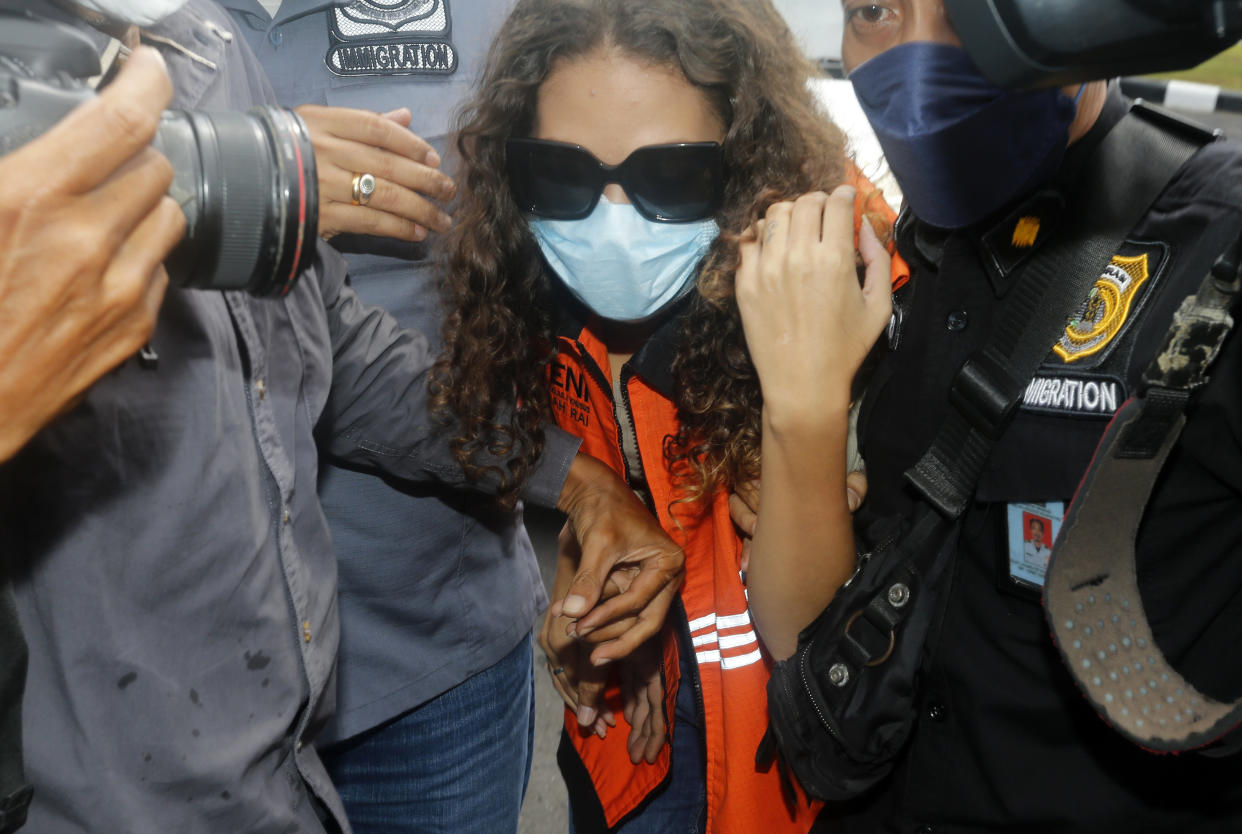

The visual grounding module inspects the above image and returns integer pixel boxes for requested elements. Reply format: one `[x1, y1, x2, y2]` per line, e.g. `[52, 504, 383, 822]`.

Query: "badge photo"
[1006, 501, 1064, 591]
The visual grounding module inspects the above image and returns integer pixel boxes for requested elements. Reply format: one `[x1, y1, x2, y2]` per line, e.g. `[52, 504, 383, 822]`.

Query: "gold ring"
[351, 172, 376, 206]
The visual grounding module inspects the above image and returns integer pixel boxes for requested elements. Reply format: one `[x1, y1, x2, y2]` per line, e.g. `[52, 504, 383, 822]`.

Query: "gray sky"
[773, 0, 845, 61]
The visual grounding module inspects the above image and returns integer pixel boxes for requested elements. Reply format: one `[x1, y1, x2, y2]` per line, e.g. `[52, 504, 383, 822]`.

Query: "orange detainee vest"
[550, 326, 818, 833]
[548, 180, 907, 833]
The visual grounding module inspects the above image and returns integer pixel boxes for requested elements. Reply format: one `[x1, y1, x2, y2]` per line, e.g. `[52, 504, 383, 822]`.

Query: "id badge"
[1005, 501, 1064, 592]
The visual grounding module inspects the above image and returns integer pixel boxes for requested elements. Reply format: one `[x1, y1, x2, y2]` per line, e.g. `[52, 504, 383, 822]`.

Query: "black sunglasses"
[505, 138, 725, 224]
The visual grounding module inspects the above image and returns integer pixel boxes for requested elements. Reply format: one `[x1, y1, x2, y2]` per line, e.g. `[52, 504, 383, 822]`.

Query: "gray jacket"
[224, 0, 539, 745]
[0, 2, 575, 831]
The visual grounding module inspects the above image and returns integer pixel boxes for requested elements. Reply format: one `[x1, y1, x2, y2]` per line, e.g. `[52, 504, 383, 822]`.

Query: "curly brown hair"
[431, 0, 855, 509]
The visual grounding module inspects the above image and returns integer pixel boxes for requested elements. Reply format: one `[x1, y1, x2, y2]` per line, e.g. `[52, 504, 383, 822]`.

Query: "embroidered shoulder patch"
[1020, 372, 1126, 419]
[326, 0, 458, 77]
[1053, 253, 1152, 364]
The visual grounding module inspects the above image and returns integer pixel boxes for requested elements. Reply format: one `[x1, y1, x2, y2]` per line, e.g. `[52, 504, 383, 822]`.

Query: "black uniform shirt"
[846, 90, 1242, 833]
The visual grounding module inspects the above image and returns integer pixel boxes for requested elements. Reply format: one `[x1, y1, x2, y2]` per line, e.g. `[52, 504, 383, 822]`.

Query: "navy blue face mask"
[849, 41, 1080, 230]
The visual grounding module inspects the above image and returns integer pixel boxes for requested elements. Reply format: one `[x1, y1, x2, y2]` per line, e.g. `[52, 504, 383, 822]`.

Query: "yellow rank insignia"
[1012, 216, 1041, 249]
[1054, 253, 1150, 363]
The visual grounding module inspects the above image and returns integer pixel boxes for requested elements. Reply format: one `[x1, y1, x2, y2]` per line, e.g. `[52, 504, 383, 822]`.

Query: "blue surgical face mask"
[849, 41, 1080, 230]
[531, 197, 719, 324]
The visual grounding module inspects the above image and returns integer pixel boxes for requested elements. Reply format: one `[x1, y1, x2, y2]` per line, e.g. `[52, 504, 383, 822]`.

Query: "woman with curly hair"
[430, 0, 905, 830]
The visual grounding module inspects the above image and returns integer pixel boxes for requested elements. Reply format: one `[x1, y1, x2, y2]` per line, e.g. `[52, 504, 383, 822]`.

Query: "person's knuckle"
[144, 148, 176, 191]
[571, 567, 599, 588]
[787, 248, 811, 275]
[758, 252, 783, 281]
[822, 245, 850, 276]
[68, 221, 117, 273]
[403, 195, 436, 226]
[104, 97, 162, 146]
[371, 153, 399, 183]
[357, 210, 387, 236]
[360, 112, 390, 146]
[111, 260, 150, 308]
[131, 297, 161, 343]
[766, 201, 792, 219]
[161, 196, 188, 240]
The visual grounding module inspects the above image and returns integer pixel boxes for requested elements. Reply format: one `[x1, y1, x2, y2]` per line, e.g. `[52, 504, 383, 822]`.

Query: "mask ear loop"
[1073, 83, 1088, 106]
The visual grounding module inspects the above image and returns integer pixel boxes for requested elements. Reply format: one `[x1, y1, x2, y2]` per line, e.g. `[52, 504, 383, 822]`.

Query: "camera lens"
[156, 106, 318, 297]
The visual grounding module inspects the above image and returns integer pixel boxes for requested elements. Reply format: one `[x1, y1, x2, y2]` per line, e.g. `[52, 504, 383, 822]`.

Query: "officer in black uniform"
[831, 1, 1242, 831]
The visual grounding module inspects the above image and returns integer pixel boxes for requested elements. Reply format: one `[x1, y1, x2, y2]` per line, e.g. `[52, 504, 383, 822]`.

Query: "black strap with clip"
[1046, 233, 1242, 753]
[846, 102, 1209, 687]
[906, 104, 1209, 520]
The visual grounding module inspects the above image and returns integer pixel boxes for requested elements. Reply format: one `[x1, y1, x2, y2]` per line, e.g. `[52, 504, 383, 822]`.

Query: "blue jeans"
[321, 631, 536, 834]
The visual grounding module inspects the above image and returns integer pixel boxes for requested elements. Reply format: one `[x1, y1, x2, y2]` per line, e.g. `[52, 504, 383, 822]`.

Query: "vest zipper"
[613, 365, 645, 493]
[674, 597, 709, 762]
[613, 361, 702, 751]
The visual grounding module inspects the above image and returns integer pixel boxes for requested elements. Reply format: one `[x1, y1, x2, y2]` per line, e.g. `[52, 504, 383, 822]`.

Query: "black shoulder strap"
[906, 104, 1210, 520]
[1046, 233, 1242, 753]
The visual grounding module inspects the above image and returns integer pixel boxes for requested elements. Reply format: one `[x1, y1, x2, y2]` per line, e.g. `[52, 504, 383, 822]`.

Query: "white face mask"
[75, 0, 189, 26]
[531, 197, 719, 324]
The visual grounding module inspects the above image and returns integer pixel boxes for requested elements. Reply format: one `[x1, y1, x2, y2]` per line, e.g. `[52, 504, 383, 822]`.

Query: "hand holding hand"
[295, 104, 455, 242]
[620, 640, 667, 764]
[540, 523, 614, 735]
[554, 454, 685, 666]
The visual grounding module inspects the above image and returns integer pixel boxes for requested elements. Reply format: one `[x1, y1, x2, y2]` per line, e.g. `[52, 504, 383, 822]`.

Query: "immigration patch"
[1020, 373, 1125, 419]
[326, 0, 458, 77]
[1053, 251, 1154, 364]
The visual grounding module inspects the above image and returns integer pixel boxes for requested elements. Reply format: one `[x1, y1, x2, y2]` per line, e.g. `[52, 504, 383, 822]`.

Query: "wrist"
[556, 453, 611, 517]
[0, 428, 27, 465]
[0, 406, 45, 464]
[761, 395, 852, 442]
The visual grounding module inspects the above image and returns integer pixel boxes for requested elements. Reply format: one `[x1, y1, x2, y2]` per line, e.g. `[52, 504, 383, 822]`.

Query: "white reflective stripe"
[715, 611, 751, 630]
[718, 630, 757, 650]
[696, 641, 763, 668]
[687, 614, 717, 633]
[692, 632, 718, 648]
[1165, 80, 1221, 114]
[721, 648, 764, 670]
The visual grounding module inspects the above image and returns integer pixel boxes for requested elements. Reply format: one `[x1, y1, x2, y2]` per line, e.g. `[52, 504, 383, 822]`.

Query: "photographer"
[0, 46, 182, 466]
[0, 1, 681, 832]
[0, 45, 182, 832]
[744, 1, 1242, 831]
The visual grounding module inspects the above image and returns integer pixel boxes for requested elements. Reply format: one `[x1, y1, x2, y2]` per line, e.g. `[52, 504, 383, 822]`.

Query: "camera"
[946, 0, 1242, 89]
[0, 10, 318, 297]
